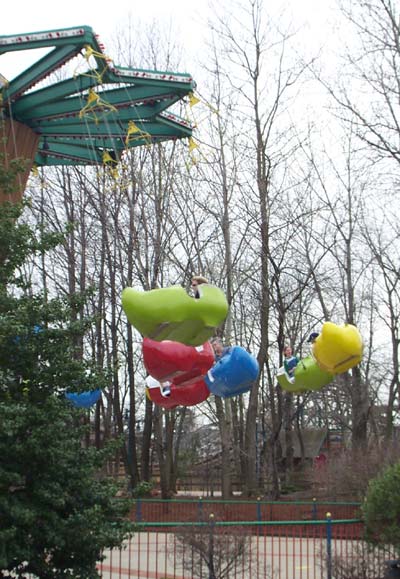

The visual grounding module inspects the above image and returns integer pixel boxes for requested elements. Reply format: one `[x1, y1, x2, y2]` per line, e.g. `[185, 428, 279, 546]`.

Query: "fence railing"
[98, 516, 393, 579]
[131, 497, 362, 525]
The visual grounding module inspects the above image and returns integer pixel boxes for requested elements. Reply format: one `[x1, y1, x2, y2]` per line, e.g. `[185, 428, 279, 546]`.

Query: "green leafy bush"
[362, 461, 400, 555]
[132, 481, 154, 498]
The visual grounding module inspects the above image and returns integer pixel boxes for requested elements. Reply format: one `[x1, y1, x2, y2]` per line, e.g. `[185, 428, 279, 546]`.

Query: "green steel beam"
[12, 78, 188, 119]
[107, 67, 195, 91]
[4, 45, 82, 100]
[39, 139, 123, 155]
[12, 70, 193, 118]
[38, 136, 125, 154]
[34, 133, 182, 167]
[157, 113, 192, 133]
[33, 119, 189, 138]
[0, 26, 97, 54]
[10, 75, 101, 115]
[13, 86, 184, 122]
[36, 141, 104, 165]
[27, 99, 172, 128]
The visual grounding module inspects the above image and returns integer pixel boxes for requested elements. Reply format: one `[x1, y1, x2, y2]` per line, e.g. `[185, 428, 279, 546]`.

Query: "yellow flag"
[84, 44, 94, 60]
[189, 137, 199, 152]
[125, 121, 151, 145]
[127, 120, 141, 135]
[189, 92, 201, 107]
[87, 89, 100, 105]
[102, 151, 114, 164]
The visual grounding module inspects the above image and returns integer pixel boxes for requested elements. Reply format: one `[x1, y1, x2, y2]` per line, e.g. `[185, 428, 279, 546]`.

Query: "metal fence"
[97, 500, 394, 578]
[98, 519, 391, 578]
[131, 498, 362, 525]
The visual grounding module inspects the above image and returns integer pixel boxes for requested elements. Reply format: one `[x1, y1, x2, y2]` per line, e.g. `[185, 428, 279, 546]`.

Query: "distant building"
[279, 428, 348, 465]
[279, 428, 328, 464]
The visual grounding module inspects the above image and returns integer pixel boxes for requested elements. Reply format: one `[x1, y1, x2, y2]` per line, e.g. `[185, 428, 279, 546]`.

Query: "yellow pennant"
[84, 44, 95, 61]
[126, 120, 141, 135]
[189, 92, 201, 107]
[189, 137, 199, 152]
[79, 88, 118, 119]
[83, 44, 111, 63]
[125, 120, 151, 145]
[102, 151, 115, 165]
[87, 88, 100, 106]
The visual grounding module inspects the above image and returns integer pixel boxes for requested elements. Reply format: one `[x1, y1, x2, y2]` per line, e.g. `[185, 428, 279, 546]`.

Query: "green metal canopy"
[0, 25, 195, 167]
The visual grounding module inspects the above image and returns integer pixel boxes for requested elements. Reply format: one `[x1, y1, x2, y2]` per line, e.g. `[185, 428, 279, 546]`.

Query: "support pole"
[0, 119, 39, 204]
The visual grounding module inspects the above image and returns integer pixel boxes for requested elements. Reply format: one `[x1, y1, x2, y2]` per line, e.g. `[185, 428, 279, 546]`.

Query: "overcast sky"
[1, 0, 337, 79]
[2, 0, 332, 38]
[2, 0, 205, 41]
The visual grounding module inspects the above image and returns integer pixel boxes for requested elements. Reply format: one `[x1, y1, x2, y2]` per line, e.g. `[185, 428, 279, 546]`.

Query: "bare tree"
[206, 0, 310, 496]
[332, 0, 400, 170]
[175, 517, 255, 579]
[361, 215, 400, 440]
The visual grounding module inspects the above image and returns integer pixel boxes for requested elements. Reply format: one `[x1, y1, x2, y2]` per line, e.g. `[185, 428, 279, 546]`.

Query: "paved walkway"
[97, 532, 333, 578]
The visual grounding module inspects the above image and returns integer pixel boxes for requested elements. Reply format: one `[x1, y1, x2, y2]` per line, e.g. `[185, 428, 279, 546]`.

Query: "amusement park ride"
[0, 26, 363, 409]
[121, 284, 362, 408]
[0, 25, 195, 203]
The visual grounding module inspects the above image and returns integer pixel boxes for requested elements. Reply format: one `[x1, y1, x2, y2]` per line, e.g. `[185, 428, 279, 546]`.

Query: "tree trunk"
[141, 397, 154, 482]
[215, 396, 232, 498]
[350, 365, 369, 451]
